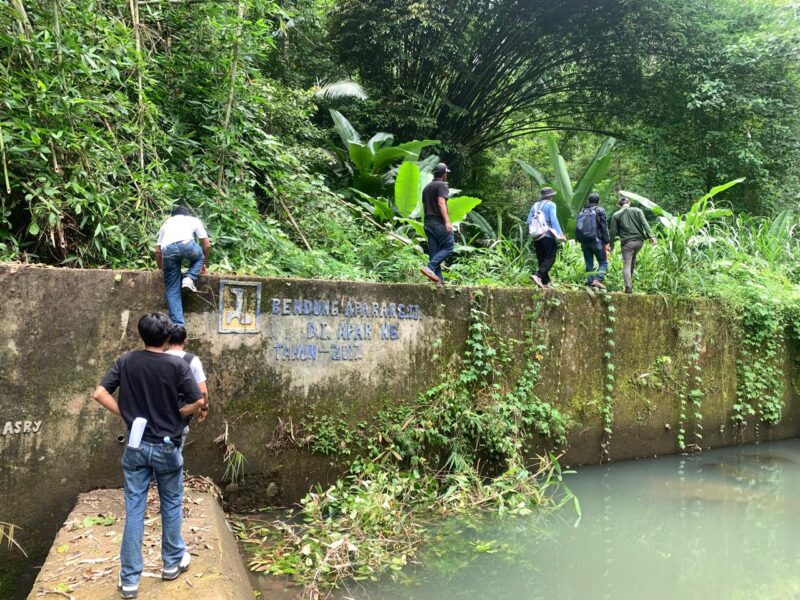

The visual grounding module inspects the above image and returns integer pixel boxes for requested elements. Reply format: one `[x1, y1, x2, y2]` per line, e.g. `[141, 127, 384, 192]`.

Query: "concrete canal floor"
[27, 480, 253, 599]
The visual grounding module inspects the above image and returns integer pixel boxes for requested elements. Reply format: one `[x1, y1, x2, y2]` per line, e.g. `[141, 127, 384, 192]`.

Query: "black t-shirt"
[100, 350, 202, 446]
[423, 180, 450, 223]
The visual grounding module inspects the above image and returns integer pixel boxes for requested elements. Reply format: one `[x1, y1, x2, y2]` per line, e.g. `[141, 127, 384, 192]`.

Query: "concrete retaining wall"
[1, 265, 798, 595]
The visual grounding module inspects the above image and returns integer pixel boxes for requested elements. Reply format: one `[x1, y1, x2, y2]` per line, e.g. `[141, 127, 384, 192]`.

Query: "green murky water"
[336, 439, 800, 600]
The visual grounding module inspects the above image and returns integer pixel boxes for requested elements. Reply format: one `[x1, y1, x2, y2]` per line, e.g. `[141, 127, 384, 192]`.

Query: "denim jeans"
[162, 240, 204, 326]
[120, 440, 185, 588]
[424, 220, 455, 283]
[581, 239, 608, 284]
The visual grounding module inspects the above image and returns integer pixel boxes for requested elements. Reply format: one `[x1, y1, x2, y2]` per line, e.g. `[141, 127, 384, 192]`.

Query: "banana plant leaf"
[367, 132, 394, 153]
[372, 147, 416, 173]
[397, 218, 426, 239]
[515, 159, 547, 186]
[330, 109, 360, 148]
[447, 196, 482, 223]
[348, 143, 373, 174]
[395, 162, 420, 218]
[395, 139, 440, 160]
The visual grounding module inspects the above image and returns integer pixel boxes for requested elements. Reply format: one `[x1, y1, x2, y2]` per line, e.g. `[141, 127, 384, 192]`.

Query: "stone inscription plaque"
[218, 281, 262, 334]
[269, 297, 422, 362]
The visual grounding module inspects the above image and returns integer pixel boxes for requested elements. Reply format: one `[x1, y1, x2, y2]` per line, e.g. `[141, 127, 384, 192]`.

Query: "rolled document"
[128, 418, 147, 449]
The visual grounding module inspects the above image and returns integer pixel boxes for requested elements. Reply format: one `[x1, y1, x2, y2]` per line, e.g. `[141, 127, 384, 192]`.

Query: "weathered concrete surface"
[1, 265, 799, 593]
[27, 484, 253, 599]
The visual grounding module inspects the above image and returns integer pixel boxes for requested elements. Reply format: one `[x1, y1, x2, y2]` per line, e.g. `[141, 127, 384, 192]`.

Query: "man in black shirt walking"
[420, 162, 454, 284]
[93, 313, 205, 598]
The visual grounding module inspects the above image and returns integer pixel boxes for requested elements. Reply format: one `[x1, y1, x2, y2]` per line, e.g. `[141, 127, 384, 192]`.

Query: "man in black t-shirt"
[420, 162, 454, 284]
[93, 313, 205, 598]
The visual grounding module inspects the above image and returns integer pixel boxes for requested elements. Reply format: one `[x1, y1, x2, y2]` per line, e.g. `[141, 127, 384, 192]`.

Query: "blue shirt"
[527, 200, 563, 239]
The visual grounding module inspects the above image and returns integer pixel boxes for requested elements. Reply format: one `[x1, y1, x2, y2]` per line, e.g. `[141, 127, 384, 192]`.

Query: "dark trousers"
[424, 220, 454, 282]
[533, 236, 558, 284]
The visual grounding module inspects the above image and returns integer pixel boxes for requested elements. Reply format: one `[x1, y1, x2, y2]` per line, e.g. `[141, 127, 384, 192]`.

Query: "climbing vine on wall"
[239, 293, 574, 597]
[733, 302, 785, 430]
[600, 294, 616, 461]
[676, 318, 705, 452]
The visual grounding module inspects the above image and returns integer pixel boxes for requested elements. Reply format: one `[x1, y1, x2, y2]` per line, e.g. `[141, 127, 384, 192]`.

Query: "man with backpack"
[527, 187, 566, 289]
[575, 193, 611, 289]
[166, 325, 209, 435]
[609, 196, 657, 294]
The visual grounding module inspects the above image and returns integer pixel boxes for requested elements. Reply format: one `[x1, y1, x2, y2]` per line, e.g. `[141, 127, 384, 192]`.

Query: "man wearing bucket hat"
[420, 162, 454, 284]
[527, 187, 566, 289]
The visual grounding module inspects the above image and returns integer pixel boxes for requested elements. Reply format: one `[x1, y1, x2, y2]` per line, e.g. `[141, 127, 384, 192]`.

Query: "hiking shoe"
[162, 552, 191, 581]
[591, 280, 607, 290]
[420, 266, 439, 283]
[624, 286, 633, 294]
[532, 274, 546, 289]
[118, 573, 138, 599]
[181, 276, 198, 292]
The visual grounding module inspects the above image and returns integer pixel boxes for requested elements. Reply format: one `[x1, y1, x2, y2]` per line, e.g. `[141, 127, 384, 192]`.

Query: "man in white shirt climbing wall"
[155, 206, 211, 326]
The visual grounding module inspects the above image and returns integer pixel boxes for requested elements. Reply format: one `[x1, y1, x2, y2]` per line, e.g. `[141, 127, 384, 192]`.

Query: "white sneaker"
[162, 552, 191, 581]
[181, 277, 197, 292]
[117, 572, 139, 598]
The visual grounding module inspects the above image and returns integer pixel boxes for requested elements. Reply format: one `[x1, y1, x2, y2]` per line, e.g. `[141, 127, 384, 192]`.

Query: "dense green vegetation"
[3, 0, 800, 594]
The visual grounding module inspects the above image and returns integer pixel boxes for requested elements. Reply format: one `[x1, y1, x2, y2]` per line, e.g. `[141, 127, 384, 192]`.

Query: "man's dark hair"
[588, 193, 600, 205]
[169, 325, 188, 346]
[618, 196, 630, 206]
[138, 313, 173, 347]
[171, 205, 193, 217]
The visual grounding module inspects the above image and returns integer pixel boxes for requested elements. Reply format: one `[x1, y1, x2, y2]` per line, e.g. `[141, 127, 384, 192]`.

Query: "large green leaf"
[351, 189, 394, 221]
[698, 177, 746, 204]
[395, 139, 440, 160]
[516, 159, 547, 186]
[372, 147, 415, 173]
[348, 142, 373, 174]
[330, 109, 360, 148]
[411, 171, 433, 219]
[367, 132, 394, 153]
[571, 137, 616, 214]
[447, 196, 482, 223]
[468, 210, 498, 240]
[397, 218, 426, 239]
[395, 162, 420, 218]
[619, 190, 671, 218]
[546, 134, 573, 203]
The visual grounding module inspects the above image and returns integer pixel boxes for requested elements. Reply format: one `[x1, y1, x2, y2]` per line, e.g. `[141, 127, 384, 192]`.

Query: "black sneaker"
[624, 286, 633, 294]
[162, 552, 191, 581]
[118, 573, 138, 599]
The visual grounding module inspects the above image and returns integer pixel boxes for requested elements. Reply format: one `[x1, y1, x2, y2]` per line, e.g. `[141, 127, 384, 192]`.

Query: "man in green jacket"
[609, 196, 656, 294]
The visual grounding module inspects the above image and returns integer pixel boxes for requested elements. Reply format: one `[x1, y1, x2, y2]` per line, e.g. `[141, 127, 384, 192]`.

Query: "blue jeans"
[120, 440, 185, 588]
[162, 240, 204, 326]
[424, 220, 454, 282]
[581, 239, 608, 284]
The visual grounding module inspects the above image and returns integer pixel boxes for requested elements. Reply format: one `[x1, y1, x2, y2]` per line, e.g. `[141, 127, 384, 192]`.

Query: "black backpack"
[575, 206, 599, 242]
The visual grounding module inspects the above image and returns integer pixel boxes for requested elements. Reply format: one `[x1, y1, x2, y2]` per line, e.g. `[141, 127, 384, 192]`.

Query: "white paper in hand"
[128, 418, 147, 449]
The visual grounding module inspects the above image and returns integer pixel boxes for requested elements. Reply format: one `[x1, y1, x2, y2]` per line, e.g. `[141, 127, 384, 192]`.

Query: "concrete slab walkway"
[28, 479, 254, 599]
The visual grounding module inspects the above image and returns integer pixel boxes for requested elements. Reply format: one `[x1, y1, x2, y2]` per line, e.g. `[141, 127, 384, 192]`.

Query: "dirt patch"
[28, 480, 254, 599]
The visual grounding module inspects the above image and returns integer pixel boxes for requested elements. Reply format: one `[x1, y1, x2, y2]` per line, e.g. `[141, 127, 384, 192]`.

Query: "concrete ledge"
[28, 484, 253, 599]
